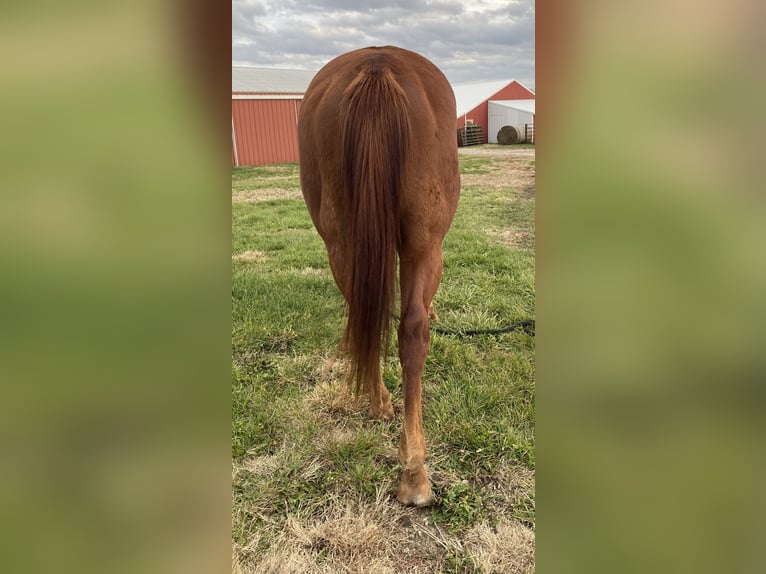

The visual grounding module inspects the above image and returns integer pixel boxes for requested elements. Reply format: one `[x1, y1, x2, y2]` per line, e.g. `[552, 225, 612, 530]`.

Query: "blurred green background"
[0, 2, 230, 573]
[1, 1, 764, 573]
[538, 1, 766, 573]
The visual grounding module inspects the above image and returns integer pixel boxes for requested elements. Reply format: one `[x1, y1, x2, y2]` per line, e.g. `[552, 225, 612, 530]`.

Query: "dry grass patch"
[236, 454, 282, 477]
[483, 464, 536, 528]
[234, 498, 417, 574]
[488, 227, 534, 249]
[463, 519, 535, 574]
[308, 379, 367, 418]
[460, 158, 535, 196]
[305, 358, 368, 416]
[299, 266, 329, 276]
[232, 250, 266, 263]
[233, 188, 302, 203]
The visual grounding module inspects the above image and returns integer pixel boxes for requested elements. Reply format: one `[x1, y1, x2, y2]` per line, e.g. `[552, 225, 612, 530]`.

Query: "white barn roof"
[452, 80, 534, 117]
[232, 67, 317, 93]
[231, 67, 535, 111]
[452, 80, 511, 117]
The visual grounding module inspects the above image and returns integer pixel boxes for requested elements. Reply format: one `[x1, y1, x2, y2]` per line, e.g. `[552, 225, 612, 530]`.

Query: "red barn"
[231, 67, 316, 166]
[453, 79, 535, 144]
[232, 67, 535, 166]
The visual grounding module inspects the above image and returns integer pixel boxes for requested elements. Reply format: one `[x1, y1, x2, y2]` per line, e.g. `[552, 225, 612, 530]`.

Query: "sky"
[232, 0, 535, 89]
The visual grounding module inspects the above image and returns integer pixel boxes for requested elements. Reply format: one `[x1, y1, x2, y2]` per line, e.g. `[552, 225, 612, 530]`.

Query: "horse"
[298, 46, 460, 506]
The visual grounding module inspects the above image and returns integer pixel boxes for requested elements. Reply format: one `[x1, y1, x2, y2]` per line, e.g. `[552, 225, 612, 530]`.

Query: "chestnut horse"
[298, 46, 460, 506]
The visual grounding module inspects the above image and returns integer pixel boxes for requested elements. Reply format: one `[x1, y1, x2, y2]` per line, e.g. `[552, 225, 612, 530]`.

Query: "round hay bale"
[497, 125, 525, 145]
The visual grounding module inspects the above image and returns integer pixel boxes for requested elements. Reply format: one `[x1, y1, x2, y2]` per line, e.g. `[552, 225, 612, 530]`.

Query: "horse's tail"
[339, 63, 410, 396]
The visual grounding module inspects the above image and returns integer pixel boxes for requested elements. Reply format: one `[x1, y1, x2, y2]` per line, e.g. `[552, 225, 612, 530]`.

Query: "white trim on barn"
[488, 100, 536, 144]
[231, 115, 240, 167]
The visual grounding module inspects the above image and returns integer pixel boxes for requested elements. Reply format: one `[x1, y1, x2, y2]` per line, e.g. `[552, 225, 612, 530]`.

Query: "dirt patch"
[233, 188, 302, 203]
[394, 514, 455, 571]
[458, 146, 535, 160]
[482, 464, 536, 528]
[460, 147, 535, 197]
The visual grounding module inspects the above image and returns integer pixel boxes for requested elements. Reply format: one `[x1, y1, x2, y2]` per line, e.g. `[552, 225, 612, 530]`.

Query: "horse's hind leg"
[396, 246, 443, 507]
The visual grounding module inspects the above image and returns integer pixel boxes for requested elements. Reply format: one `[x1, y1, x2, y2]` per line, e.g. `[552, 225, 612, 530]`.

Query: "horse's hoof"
[370, 402, 394, 420]
[396, 470, 434, 507]
[370, 393, 394, 420]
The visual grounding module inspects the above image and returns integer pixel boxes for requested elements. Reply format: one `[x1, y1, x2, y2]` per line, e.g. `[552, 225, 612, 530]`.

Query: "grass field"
[232, 146, 535, 573]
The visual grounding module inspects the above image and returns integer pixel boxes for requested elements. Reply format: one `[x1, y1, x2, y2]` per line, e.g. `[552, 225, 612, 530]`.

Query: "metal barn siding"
[455, 80, 535, 144]
[488, 100, 536, 143]
[231, 97, 302, 166]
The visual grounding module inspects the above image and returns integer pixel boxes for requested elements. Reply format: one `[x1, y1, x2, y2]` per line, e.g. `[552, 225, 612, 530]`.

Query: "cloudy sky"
[232, 0, 535, 89]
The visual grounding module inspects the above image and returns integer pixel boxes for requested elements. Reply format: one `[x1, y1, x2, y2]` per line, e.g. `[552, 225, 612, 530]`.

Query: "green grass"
[458, 157, 496, 174]
[232, 154, 535, 572]
[231, 162, 301, 192]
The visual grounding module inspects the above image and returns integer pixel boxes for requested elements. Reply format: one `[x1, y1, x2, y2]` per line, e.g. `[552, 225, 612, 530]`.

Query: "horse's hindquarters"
[297, 46, 460, 507]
